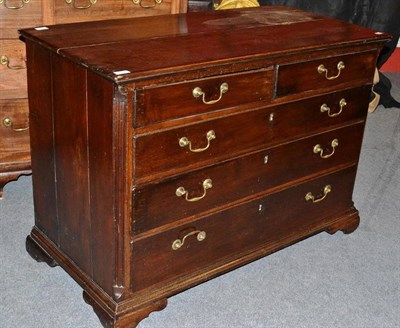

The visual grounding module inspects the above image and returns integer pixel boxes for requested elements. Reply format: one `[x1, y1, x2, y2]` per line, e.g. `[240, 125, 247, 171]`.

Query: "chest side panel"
[26, 40, 58, 243]
[27, 41, 119, 296]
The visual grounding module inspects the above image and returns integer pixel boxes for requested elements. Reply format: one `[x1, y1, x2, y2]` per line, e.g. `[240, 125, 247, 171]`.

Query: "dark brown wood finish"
[276, 50, 377, 97]
[135, 68, 274, 126]
[133, 123, 365, 235]
[20, 7, 387, 81]
[86, 70, 118, 297]
[25, 41, 58, 241]
[132, 166, 358, 291]
[52, 55, 92, 275]
[20, 6, 390, 328]
[134, 85, 371, 182]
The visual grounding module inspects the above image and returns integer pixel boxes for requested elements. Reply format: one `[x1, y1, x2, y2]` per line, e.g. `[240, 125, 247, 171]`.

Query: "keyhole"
[269, 113, 274, 122]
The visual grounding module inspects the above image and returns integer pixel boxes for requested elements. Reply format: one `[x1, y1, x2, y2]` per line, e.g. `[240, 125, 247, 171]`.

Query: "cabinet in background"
[0, 0, 186, 199]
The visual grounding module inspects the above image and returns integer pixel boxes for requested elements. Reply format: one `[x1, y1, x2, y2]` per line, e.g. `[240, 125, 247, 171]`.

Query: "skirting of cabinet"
[0, 166, 31, 199]
[0, 98, 31, 199]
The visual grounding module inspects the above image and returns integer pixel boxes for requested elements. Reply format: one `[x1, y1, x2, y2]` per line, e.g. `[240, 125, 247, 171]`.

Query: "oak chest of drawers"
[0, 0, 186, 199]
[20, 6, 390, 328]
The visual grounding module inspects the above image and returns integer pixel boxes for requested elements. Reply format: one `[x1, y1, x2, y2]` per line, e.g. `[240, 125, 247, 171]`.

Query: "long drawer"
[132, 166, 358, 291]
[133, 123, 364, 234]
[134, 85, 371, 182]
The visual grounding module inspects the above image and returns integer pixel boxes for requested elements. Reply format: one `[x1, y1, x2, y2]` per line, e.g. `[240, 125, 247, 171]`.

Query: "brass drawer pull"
[317, 61, 345, 80]
[0, 0, 29, 9]
[132, 0, 162, 8]
[313, 139, 339, 159]
[305, 185, 331, 203]
[172, 230, 206, 250]
[65, 0, 97, 9]
[192, 82, 229, 105]
[176, 179, 212, 202]
[3, 117, 29, 132]
[320, 98, 347, 117]
[1, 55, 26, 70]
[179, 130, 216, 153]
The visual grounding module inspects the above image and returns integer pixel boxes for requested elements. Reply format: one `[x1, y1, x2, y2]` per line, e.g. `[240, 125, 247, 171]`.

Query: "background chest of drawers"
[20, 6, 390, 328]
[0, 0, 186, 199]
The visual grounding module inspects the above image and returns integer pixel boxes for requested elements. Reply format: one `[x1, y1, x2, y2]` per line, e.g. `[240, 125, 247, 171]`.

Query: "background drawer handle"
[179, 130, 216, 153]
[172, 230, 206, 250]
[305, 185, 331, 203]
[192, 82, 229, 105]
[317, 61, 345, 80]
[176, 179, 212, 202]
[320, 98, 347, 117]
[65, 0, 97, 9]
[3, 117, 29, 132]
[313, 139, 339, 159]
[0, 0, 29, 9]
[1, 55, 26, 70]
[132, 0, 162, 8]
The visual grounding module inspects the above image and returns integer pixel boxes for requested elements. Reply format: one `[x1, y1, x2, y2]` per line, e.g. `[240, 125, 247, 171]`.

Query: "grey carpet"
[1, 73, 399, 328]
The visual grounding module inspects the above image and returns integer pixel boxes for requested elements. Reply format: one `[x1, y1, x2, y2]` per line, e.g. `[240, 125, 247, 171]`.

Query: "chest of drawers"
[21, 6, 390, 327]
[0, 0, 185, 199]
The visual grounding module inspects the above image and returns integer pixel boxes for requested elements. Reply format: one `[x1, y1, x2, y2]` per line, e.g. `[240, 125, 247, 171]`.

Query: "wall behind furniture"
[381, 39, 400, 72]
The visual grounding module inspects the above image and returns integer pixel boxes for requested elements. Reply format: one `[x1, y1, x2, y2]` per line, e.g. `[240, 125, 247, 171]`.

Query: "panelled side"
[51, 55, 92, 275]
[25, 40, 58, 244]
[50, 56, 119, 296]
[26, 42, 122, 298]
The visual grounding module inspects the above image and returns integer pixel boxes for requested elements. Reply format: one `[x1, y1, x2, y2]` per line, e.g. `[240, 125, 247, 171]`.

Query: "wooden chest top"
[19, 6, 390, 82]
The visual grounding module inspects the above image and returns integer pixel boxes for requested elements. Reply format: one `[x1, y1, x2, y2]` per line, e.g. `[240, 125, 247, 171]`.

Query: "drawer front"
[0, 99, 30, 164]
[134, 85, 371, 181]
[276, 51, 376, 97]
[53, 0, 176, 24]
[134, 68, 274, 127]
[0, 0, 43, 39]
[132, 166, 358, 291]
[133, 123, 364, 234]
[0, 39, 27, 99]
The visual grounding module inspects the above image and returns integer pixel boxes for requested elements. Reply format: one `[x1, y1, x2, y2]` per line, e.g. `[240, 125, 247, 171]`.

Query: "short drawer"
[134, 68, 274, 126]
[133, 123, 365, 234]
[134, 85, 371, 181]
[53, 0, 177, 24]
[0, 39, 27, 99]
[276, 51, 376, 97]
[0, 0, 43, 39]
[131, 166, 358, 291]
[0, 99, 30, 164]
